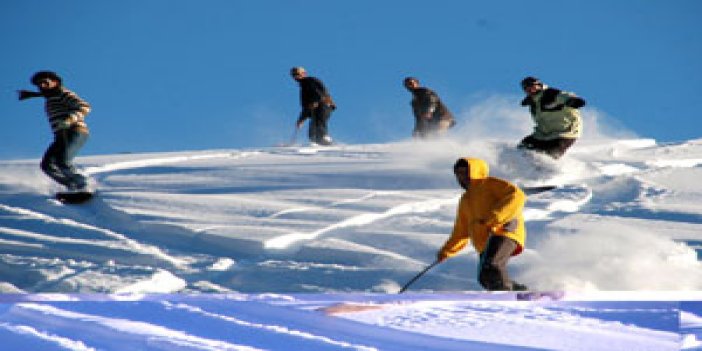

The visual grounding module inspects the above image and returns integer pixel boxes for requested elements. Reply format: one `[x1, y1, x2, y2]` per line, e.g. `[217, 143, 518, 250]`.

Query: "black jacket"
[298, 76, 330, 107]
[410, 87, 453, 123]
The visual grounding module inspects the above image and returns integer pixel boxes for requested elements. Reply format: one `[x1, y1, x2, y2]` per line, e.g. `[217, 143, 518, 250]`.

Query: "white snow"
[1, 118, 701, 349]
[337, 300, 676, 351]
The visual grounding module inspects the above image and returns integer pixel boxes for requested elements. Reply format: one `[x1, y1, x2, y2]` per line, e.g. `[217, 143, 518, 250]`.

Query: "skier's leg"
[517, 135, 537, 150]
[41, 133, 73, 187]
[62, 130, 89, 188]
[519, 136, 561, 161]
[435, 119, 452, 137]
[425, 120, 440, 139]
[545, 138, 576, 159]
[414, 118, 430, 139]
[307, 116, 318, 144]
[312, 105, 333, 145]
[478, 235, 518, 291]
[50, 129, 88, 189]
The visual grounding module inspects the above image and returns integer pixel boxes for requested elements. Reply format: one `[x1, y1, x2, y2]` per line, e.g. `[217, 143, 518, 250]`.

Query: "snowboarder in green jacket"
[518, 76, 585, 159]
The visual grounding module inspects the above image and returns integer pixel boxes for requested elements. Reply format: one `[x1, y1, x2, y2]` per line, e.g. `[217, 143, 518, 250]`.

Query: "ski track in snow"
[264, 196, 458, 250]
[83, 151, 256, 176]
[0, 203, 185, 268]
[13, 303, 265, 351]
[0, 322, 96, 351]
[268, 191, 406, 219]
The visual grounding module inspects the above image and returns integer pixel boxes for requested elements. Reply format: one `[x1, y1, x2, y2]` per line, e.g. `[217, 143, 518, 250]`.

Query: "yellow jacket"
[439, 158, 526, 258]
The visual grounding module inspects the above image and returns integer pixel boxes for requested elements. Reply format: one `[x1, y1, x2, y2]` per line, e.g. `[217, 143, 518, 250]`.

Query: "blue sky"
[1, 0, 700, 159]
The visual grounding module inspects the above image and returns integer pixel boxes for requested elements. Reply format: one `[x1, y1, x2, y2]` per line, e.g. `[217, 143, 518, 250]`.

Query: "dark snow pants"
[41, 128, 88, 190]
[413, 117, 453, 139]
[518, 136, 576, 159]
[308, 104, 333, 145]
[478, 235, 525, 291]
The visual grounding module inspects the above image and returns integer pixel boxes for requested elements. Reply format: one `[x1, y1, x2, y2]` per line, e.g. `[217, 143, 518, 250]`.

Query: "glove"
[18, 90, 42, 100]
[322, 96, 336, 110]
[565, 97, 585, 108]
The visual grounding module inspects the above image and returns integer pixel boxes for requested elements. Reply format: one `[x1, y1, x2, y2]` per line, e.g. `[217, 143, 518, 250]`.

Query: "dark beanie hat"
[520, 76, 542, 89]
[31, 71, 62, 86]
[403, 77, 419, 85]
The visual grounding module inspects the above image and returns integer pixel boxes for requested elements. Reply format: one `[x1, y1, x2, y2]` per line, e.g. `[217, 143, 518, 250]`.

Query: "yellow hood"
[459, 157, 489, 183]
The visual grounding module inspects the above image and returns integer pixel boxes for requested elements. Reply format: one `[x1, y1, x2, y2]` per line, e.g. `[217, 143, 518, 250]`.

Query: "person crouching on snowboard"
[18, 71, 91, 191]
[291, 66, 336, 146]
[437, 158, 528, 291]
[518, 76, 585, 159]
[403, 77, 455, 139]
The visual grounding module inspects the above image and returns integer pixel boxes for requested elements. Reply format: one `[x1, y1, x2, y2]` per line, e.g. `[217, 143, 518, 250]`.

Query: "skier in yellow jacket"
[437, 157, 528, 291]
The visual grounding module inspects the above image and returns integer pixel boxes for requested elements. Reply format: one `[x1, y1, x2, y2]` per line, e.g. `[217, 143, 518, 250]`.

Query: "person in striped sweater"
[19, 71, 91, 191]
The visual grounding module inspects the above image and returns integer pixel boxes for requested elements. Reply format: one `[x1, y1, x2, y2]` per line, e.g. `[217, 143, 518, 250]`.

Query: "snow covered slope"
[1, 137, 701, 350]
[0, 293, 690, 351]
[1, 138, 701, 294]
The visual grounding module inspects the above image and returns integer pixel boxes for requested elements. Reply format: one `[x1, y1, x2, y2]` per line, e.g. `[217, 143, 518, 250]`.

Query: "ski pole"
[278, 125, 299, 147]
[398, 260, 440, 293]
[288, 125, 299, 146]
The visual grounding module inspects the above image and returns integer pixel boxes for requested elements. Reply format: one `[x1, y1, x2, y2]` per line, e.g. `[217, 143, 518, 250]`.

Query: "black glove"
[565, 97, 585, 108]
[18, 90, 42, 101]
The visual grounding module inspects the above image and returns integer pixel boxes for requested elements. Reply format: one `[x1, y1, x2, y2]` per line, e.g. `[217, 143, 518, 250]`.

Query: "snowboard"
[55, 191, 94, 204]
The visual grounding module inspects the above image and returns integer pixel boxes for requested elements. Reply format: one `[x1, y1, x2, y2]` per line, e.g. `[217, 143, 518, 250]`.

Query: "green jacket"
[521, 85, 584, 140]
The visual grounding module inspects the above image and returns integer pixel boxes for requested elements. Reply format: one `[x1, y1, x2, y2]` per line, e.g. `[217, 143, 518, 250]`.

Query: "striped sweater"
[44, 88, 91, 134]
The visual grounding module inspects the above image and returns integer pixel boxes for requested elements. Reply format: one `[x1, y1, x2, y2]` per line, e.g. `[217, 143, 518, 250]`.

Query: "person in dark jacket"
[403, 77, 455, 139]
[518, 76, 585, 159]
[18, 71, 91, 191]
[291, 67, 336, 146]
